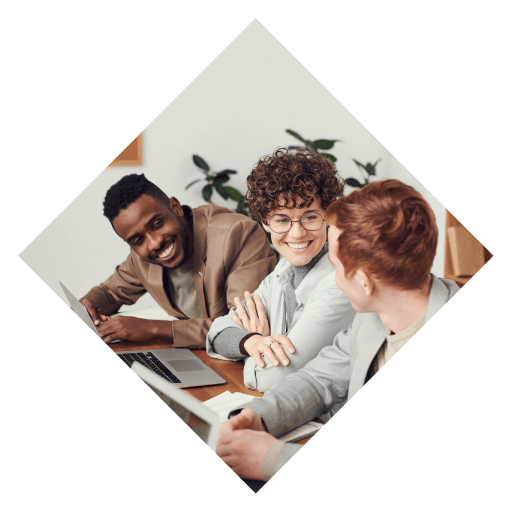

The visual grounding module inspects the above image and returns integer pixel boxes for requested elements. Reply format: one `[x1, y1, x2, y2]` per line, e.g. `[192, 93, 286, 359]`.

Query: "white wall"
[20, 21, 445, 303]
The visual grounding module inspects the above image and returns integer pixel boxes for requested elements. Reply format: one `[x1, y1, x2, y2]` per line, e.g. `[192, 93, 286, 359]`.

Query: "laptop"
[132, 362, 268, 492]
[131, 362, 220, 450]
[59, 281, 226, 388]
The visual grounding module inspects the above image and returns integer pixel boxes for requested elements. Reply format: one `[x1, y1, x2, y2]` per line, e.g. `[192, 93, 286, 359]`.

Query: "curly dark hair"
[246, 147, 344, 222]
[103, 173, 170, 222]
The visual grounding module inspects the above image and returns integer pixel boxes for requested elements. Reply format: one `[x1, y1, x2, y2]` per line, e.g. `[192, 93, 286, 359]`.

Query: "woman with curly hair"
[206, 148, 356, 392]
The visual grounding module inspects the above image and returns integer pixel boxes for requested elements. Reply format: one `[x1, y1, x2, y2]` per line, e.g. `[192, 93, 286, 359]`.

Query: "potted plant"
[286, 129, 379, 191]
[185, 155, 249, 216]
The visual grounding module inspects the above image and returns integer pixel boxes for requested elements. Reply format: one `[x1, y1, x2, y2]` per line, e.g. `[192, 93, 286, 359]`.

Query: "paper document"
[203, 391, 323, 443]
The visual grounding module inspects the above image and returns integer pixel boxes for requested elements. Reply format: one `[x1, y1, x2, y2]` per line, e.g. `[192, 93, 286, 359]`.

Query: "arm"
[217, 322, 356, 481]
[216, 407, 302, 480]
[206, 259, 278, 359]
[173, 219, 276, 349]
[246, 273, 356, 391]
[96, 316, 174, 344]
[246, 326, 354, 438]
[210, 291, 292, 364]
[80, 253, 171, 344]
[80, 252, 147, 316]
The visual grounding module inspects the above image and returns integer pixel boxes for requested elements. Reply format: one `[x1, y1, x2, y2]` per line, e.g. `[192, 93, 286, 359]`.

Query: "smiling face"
[112, 193, 192, 269]
[263, 196, 327, 267]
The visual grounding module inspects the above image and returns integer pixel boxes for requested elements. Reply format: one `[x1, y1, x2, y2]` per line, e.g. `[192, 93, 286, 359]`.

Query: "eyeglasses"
[265, 211, 325, 234]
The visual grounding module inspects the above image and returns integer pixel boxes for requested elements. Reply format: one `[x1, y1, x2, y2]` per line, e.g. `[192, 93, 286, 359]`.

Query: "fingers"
[249, 348, 266, 369]
[97, 320, 118, 341]
[253, 295, 267, 319]
[270, 342, 290, 366]
[233, 296, 251, 330]
[230, 413, 253, 431]
[246, 333, 296, 369]
[244, 291, 258, 328]
[81, 299, 100, 325]
[230, 309, 244, 329]
[263, 340, 290, 366]
[253, 294, 271, 338]
[274, 334, 295, 354]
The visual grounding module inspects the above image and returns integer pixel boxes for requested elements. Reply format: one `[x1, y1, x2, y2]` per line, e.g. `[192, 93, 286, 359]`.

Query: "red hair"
[325, 179, 438, 290]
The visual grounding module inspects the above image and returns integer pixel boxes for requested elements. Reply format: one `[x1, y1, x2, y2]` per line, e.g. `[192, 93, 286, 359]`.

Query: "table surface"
[111, 340, 313, 444]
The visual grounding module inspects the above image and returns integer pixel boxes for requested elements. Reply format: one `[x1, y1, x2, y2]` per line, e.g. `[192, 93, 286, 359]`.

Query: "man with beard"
[79, 173, 276, 348]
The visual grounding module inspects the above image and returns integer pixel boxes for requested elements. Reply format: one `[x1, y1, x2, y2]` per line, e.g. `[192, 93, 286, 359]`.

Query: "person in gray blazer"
[216, 179, 459, 481]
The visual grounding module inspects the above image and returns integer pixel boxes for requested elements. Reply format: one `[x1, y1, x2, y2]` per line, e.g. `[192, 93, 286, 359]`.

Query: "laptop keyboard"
[118, 352, 182, 384]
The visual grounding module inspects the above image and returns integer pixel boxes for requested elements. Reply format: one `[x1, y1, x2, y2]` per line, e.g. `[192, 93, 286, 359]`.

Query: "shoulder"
[329, 313, 383, 362]
[432, 274, 460, 299]
[296, 253, 340, 299]
[193, 205, 259, 232]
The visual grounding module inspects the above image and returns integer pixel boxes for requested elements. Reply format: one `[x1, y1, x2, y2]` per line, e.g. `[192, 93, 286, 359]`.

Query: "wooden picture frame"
[109, 133, 143, 166]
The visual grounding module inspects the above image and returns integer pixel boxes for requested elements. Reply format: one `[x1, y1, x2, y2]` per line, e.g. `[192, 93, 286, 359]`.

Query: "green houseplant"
[185, 155, 249, 216]
[285, 129, 340, 162]
[286, 129, 379, 191]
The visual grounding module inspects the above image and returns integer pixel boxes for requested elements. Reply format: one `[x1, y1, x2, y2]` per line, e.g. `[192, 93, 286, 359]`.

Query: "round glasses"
[266, 211, 325, 234]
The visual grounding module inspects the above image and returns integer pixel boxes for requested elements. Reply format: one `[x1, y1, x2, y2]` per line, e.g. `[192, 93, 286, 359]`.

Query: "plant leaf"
[185, 178, 202, 190]
[366, 164, 376, 176]
[222, 169, 238, 175]
[213, 174, 230, 185]
[322, 153, 337, 163]
[353, 159, 364, 169]
[213, 182, 229, 200]
[202, 184, 213, 201]
[366, 158, 381, 176]
[224, 186, 243, 201]
[346, 177, 363, 188]
[235, 199, 249, 216]
[313, 139, 339, 150]
[286, 129, 306, 143]
[193, 155, 210, 172]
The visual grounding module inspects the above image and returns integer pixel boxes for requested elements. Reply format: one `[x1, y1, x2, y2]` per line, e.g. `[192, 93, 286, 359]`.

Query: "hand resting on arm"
[231, 292, 296, 368]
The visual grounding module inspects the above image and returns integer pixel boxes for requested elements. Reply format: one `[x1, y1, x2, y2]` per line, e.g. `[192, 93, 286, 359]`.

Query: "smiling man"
[79, 174, 276, 347]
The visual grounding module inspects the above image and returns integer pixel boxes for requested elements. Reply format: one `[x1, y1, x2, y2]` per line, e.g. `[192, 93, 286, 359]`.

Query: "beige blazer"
[82, 205, 276, 348]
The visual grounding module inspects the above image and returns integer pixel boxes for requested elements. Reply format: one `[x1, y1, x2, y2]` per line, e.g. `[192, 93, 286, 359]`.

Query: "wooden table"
[111, 340, 312, 445]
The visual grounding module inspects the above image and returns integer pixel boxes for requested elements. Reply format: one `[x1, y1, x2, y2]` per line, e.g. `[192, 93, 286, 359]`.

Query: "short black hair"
[103, 173, 170, 222]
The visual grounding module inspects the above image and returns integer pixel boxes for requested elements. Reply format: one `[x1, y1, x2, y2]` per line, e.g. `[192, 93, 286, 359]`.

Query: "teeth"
[159, 243, 174, 258]
[287, 242, 310, 249]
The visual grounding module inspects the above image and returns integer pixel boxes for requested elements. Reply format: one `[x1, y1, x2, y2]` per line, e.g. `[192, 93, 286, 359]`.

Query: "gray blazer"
[240, 275, 459, 471]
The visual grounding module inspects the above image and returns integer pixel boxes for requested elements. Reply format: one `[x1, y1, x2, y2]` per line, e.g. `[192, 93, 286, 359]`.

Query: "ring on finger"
[268, 339, 276, 346]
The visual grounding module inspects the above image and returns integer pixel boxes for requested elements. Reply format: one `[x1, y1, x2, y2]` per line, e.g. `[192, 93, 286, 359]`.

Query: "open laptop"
[131, 362, 220, 450]
[59, 281, 226, 388]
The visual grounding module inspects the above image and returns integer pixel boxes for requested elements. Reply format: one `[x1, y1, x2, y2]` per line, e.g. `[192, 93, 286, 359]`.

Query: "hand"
[231, 292, 270, 337]
[217, 408, 264, 443]
[96, 316, 168, 344]
[216, 408, 270, 479]
[78, 298, 109, 326]
[244, 334, 295, 369]
[217, 429, 277, 480]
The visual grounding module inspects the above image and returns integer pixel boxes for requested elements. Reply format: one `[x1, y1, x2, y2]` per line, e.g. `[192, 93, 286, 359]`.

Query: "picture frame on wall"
[109, 133, 143, 166]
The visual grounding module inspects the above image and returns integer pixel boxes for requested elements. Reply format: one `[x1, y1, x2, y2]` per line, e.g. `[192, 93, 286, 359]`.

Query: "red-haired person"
[206, 148, 356, 392]
[216, 179, 459, 481]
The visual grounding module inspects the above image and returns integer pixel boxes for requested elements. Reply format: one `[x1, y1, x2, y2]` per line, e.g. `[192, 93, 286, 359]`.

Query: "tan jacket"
[82, 205, 276, 348]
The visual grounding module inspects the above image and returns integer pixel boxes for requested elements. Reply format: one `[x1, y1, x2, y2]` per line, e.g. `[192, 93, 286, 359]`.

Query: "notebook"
[60, 281, 225, 388]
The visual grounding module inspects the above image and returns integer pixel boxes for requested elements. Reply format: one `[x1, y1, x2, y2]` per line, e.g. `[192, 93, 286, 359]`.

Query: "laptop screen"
[146, 383, 212, 443]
